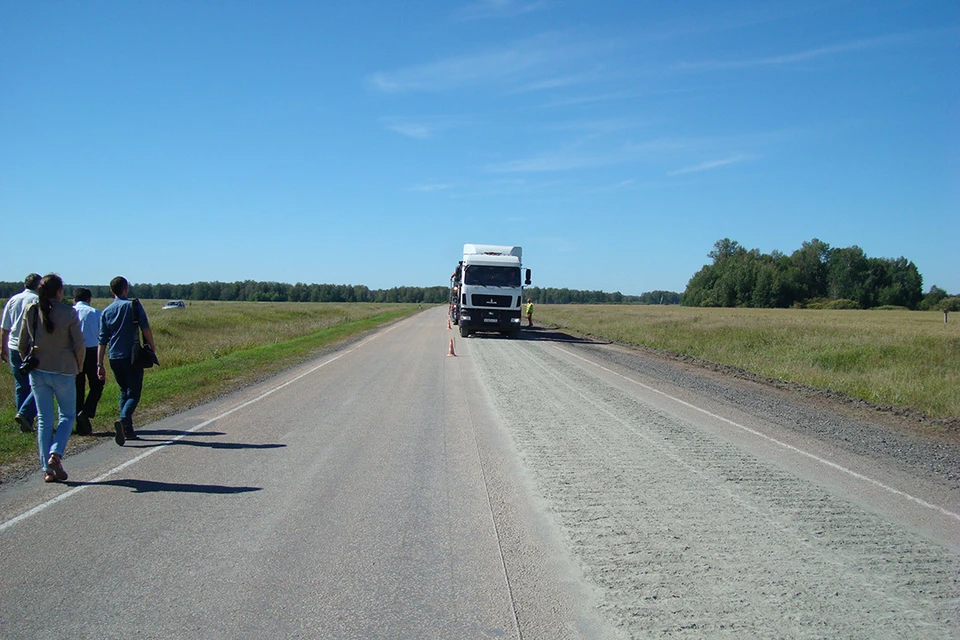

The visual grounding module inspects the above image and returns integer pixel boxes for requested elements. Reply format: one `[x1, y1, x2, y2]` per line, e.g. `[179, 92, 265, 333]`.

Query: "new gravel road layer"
[466, 329, 959, 639]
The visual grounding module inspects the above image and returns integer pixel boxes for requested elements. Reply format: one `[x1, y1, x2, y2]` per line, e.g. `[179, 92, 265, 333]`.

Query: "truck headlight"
[461, 314, 471, 321]
[510, 317, 520, 324]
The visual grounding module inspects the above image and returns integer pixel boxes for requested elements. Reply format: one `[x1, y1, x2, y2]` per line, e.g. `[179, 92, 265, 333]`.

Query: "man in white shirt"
[1, 273, 42, 432]
[73, 287, 104, 436]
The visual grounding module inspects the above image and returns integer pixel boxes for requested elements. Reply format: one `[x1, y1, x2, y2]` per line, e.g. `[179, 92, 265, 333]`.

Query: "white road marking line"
[553, 345, 960, 523]
[0, 326, 396, 534]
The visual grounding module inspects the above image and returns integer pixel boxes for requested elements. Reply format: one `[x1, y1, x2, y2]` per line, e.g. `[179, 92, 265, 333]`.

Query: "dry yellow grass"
[537, 305, 960, 420]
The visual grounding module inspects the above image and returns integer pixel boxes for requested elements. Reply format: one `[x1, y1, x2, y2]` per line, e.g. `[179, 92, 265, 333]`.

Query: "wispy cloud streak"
[409, 183, 455, 192]
[673, 32, 926, 71]
[381, 116, 468, 139]
[668, 155, 749, 176]
[484, 152, 605, 173]
[455, 0, 549, 21]
[369, 35, 590, 93]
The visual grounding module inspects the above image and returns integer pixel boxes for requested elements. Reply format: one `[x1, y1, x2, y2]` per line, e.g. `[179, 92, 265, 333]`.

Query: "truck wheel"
[510, 330, 520, 339]
[459, 324, 470, 338]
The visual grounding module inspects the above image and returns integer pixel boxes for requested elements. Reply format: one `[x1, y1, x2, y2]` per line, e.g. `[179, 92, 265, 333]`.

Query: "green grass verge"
[1, 301, 423, 469]
[536, 304, 960, 422]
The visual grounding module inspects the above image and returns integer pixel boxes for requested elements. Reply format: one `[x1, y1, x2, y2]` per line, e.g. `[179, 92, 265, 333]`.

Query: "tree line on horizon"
[0, 279, 682, 306]
[682, 238, 957, 311]
[523, 287, 682, 305]
[0, 280, 446, 304]
[2, 239, 955, 310]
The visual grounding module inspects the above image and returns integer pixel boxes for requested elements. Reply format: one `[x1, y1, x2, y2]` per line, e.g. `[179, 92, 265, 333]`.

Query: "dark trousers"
[109, 357, 144, 431]
[9, 350, 38, 421]
[76, 346, 104, 418]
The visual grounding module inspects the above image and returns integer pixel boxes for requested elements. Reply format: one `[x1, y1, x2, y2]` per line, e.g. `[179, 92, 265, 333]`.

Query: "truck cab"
[450, 244, 531, 338]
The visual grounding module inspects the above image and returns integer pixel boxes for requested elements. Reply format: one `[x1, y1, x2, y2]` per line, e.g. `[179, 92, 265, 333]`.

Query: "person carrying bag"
[98, 277, 157, 445]
[18, 274, 85, 483]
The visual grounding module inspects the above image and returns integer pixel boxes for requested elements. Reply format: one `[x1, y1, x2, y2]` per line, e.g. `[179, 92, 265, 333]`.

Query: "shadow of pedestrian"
[122, 439, 286, 450]
[91, 429, 227, 439]
[66, 479, 262, 494]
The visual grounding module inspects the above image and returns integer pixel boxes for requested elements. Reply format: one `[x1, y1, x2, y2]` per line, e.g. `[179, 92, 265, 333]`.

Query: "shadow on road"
[463, 326, 605, 344]
[89, 429, 286, 451]
[90, 429, 226, 439]
[521, 326, 604, 344]
[65, 478, 262, 494]
[123, 438, 286, 451]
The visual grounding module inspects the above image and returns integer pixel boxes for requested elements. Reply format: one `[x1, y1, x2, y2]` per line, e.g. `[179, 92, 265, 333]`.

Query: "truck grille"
[471, 294, 514, 308]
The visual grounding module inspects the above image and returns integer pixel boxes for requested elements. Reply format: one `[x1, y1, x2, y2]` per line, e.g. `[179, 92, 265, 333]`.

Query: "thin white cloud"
[381, 116, 468, 139]
[455, 0, 549, 21]
[668, 155, 750, 176]
[673, 32, 926, 72]
[588, 179, 638, 193]
[448, 177, 566, 199]
[484, 152, 605, 173]
[409, 183, 455, 192]
[368, 35, 591, 93]
[518, 74, 589, 92]
[386, 122, 434, 139]
[485, 136, 703, 174]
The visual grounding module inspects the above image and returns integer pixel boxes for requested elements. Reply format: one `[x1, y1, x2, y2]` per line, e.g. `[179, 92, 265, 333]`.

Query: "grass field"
[1, 300, 422, 469]
[536, 304, 960, 422]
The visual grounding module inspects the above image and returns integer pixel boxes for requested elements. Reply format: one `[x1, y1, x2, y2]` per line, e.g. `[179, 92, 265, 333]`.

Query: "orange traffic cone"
[447, 318, 452, 330]
[447, 337, 457, 357]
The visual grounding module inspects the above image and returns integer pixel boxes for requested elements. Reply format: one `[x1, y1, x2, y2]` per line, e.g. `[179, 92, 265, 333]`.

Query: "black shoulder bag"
[18, 306, 40, 375]
[130, 299, 159, 369]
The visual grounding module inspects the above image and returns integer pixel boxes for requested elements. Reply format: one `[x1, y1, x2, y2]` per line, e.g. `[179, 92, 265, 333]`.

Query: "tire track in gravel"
[467, 337, 960, 639]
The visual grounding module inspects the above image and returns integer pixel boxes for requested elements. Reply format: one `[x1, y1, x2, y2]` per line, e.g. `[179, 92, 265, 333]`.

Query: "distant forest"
[3, 238, 955, 311]
[682, 238, 957, 310]
[524, 287, 682, 305]
[0, 280, 680, 306]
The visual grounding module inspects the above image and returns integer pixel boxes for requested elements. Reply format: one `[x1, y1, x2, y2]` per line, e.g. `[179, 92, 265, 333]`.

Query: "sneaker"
[15, 414, 33, 433]
[114, 421, 125, 446]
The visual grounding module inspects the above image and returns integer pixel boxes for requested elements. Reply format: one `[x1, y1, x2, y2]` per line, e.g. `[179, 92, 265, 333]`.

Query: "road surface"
[1, 307, 957, 638]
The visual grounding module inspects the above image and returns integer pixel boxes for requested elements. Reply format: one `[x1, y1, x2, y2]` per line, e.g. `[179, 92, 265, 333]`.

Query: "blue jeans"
[9, 351, 38, 422]
[29, 370, 76, 471]
[109, 358, 143, 431]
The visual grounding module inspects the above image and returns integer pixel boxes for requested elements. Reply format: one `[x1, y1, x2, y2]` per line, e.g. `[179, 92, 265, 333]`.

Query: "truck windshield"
[463, 265, 520, 287]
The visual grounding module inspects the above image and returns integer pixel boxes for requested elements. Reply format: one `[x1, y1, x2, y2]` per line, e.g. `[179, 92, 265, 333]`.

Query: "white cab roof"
[463, 244, 522, 259]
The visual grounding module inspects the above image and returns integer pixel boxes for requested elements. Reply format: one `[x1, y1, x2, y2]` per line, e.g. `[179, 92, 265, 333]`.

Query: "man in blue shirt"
[1, 273, 41, 432]
[73, 287, 103, 436]
[97, 276, 157, 445]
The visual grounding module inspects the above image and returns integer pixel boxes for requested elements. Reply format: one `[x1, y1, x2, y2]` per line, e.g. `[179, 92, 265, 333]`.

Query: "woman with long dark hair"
[18, 274, 85, 482]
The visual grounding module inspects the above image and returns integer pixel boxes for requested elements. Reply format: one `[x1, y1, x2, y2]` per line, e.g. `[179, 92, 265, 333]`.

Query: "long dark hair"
[37, 274, 63, 334]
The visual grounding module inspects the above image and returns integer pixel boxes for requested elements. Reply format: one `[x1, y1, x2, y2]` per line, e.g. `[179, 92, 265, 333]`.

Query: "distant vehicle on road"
[450, 244, 531, 338]
[162, 300, 186, 309]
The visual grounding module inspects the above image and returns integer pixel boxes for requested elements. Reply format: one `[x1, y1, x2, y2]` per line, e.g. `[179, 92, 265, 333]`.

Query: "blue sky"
[2, 1, 957, 295]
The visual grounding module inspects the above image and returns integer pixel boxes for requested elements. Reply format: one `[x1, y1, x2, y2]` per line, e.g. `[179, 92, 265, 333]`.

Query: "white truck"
[449, 244, 531, 338]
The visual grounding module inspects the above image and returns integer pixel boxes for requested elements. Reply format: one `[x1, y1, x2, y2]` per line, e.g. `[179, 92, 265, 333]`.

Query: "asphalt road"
[1, 307, 957, 639]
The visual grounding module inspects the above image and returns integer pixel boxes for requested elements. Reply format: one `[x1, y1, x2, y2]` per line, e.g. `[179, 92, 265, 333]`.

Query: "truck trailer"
[450, 244, 531, 338]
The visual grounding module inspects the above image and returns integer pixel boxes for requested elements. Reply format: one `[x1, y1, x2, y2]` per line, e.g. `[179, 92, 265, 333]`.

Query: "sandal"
[47, 454, 68, 481]
[43, 470, 58, 483]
